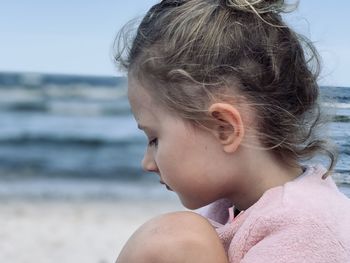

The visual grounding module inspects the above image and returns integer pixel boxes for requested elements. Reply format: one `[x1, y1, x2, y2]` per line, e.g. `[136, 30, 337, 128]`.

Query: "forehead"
[127, 77, 151, 107]
[127, 77, 159, 124]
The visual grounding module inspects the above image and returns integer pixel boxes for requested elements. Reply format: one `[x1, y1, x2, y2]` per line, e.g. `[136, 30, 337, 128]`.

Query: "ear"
[208, 103, 245, 153]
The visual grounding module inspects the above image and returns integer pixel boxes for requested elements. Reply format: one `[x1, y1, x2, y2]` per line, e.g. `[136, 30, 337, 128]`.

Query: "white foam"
[323, 102, 350, 109]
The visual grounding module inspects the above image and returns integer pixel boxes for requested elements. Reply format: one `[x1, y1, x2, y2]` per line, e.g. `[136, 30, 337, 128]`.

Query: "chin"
[179, 198, 210, 210]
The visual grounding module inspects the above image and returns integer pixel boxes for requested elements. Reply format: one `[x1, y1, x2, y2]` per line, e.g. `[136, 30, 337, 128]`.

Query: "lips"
[160, 180, 173, 191]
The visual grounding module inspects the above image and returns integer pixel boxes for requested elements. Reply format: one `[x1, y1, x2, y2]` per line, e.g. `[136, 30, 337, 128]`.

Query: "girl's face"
[128, 78, 237, 209]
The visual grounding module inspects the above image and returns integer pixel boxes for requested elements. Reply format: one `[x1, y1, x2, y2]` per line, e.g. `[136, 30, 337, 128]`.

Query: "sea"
[0, 72, 349, 200]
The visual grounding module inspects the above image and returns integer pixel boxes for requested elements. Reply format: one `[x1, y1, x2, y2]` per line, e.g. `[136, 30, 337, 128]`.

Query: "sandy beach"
[1, 183, 349, 263]
[0, 199, 183, 263]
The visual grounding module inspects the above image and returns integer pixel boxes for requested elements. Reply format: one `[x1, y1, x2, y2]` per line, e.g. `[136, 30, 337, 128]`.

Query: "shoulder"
[280, 165, 350, 228]
[248, 164, 350, 232]
[239, 165, 350, 259]
[250, 164, 350, 222]
[236, 205, 350, 262]
[234, 194, 350, 262]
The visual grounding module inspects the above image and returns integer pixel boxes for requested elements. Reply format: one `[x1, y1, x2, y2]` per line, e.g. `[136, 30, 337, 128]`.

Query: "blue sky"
[0, 0, 349, 86]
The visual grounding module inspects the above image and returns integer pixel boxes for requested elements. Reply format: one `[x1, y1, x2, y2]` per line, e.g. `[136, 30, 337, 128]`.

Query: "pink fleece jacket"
[202, 164, 350, 262]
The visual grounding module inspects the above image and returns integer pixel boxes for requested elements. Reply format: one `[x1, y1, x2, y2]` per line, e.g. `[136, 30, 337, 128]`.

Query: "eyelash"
[148, 138, 158, 147]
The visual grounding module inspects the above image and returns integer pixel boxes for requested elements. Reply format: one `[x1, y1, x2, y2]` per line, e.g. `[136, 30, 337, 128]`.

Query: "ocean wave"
[339, 144, 350, 155]
[332, 96, 350, 103]
[333, 115, 350, 123]
[0, 177, 174, 200]
[48, 101, 131, 116]
[0, 101, 131, 116]
[0, 72, 126, 88]
[0, 102, 48, 112]
[333, 171, 350, 185]
[0, 134, 145, 146]
[323, 102, 350, 109]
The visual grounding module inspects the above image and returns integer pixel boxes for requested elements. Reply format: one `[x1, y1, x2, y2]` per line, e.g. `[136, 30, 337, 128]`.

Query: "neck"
[229, 149, 303, 211]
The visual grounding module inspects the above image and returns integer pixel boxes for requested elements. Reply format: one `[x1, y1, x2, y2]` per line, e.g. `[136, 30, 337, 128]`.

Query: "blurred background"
[0, 1, 349, 263]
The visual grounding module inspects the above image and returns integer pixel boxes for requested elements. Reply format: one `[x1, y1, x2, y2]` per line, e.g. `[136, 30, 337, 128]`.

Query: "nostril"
[145, 163, 158, 173]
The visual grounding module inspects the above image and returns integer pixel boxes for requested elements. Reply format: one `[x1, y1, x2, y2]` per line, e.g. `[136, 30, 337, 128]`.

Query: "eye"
[148, 138, 158, 147]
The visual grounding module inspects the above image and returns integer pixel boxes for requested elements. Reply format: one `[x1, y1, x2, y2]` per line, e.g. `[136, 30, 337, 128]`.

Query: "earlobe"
[208, 103, 245, 153]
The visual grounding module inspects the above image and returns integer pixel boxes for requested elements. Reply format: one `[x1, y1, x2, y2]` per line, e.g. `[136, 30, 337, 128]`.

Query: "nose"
[141, 150, 159, 173]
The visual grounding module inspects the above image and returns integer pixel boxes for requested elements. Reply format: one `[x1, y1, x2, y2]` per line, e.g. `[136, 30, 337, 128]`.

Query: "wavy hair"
[114, 0, 337, 177]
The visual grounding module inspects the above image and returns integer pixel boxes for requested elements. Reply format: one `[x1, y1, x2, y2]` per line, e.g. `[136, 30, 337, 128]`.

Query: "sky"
[0, 0, 349, 86]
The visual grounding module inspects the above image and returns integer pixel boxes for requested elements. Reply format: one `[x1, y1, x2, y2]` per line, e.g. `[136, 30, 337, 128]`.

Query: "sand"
[0, 199, 184, 263]
[2, 185, 349, 263]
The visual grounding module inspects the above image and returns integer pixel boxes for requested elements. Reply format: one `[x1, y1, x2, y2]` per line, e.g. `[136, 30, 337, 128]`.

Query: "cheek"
[154, 146, 176, 175]
[156, 137, 201, 175]
[155, 143, 184, 181]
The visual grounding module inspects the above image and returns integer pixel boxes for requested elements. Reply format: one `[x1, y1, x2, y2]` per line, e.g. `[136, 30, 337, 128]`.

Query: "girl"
[114, 0, 350, 262]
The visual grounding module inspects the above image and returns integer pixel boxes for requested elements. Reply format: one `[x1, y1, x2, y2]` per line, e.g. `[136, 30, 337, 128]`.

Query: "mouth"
[160, 180, 173, 191]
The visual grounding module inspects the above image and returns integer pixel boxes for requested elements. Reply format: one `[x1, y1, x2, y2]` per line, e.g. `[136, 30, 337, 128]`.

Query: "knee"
[116, 211, 228, 263]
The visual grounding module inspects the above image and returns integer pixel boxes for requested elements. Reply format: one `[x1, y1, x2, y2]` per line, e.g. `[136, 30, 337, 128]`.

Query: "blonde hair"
[114, 0, 337, 177]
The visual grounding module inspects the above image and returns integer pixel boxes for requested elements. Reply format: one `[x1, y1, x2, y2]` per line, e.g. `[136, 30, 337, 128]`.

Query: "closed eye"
[148, 138, 158, 147]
